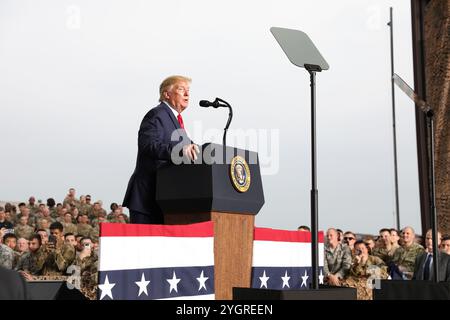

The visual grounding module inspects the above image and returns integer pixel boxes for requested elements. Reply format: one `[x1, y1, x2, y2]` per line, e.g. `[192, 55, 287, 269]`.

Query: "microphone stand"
[215, 98, 233, 147]
[201, 98, 233, 163]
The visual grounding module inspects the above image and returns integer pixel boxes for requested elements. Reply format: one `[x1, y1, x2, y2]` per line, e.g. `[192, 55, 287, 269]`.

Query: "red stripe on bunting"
[99, 221, 214, 237]
[254, 227, 324, 243]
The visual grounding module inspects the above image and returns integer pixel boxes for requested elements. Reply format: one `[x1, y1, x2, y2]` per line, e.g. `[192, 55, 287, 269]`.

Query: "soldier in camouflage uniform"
[372, 228, 397, 264]
[4, 202, 15, 214]
[36, 207, 55, 227]
[64, 233, 77, 247]
[89, 225, 99, 244]
[341, 240, 388, 300]
[14, 237, 29, 269]
[3, 234, 19, 268]
[342, 231, 357, 256]
[26, 196, 39, 215]
[37, 218, 52, 232]
[77, 215, 93, 238]
[90, 211, 107, 229]
[78, 195, 91, 216]
[47, 198, 58, 219]
[391, 226, 425, 279]
[0, 243, 15, 269]
[35, 203, 46, 217]
[62, 212, 78, 235]
[40, 222, 76, 276]
[106, 203, 119, 222]
[117, 213, 128, 224]
[3, 233, 17, 250]
[49, 207, 58, 220]
[107, 210, 120, 223]
[15, 203, 26, 223]
[71, 207, 80, 222]
[118, 206, 129, 223]
[69, 237, 98, 300]
[15, 234, 46, 275]
[324, 228, 352, 285]
[14, 216, 34, 240]
[4, 211, 14, 225]
[63, 188, 80, 208]
[13, 251, 24, 270]
[4, 205, 17, 227]
[37, 229, 49, 245]
[89, 202, 107, 221]
[390, 228, 401, 250]
[15, 206, 37, 228]
[16, 237, 29, 252]
[0, 206, 13, 230]
[56, 208, 68, 223]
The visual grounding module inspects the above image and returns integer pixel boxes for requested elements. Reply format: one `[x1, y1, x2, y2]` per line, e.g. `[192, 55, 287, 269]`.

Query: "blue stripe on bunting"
[98, 265, 214, 300]
[251, 267, 325, 290]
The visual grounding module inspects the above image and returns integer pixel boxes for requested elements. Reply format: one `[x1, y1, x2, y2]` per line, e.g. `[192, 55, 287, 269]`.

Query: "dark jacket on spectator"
[413, 251, 450, 281]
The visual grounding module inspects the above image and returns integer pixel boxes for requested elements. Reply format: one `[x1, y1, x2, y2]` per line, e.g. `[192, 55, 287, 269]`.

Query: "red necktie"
[177, 114, 185, 129]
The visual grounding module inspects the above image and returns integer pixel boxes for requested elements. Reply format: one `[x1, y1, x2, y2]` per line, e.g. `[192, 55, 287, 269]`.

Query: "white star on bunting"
[99, 275, 116, 300]
[196, 270, 209, 291]
[259, 270, 270, 289]
[135, 273, 150, 297]
[319, 269, 324, 284]
[281, 270, 290, 288]
[301, 270, 309, 287]
[167, 271, 181, 293]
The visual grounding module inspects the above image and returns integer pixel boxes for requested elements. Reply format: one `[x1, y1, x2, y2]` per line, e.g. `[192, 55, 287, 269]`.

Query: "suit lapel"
[160, 102, 192, 143]
[161, 102, 181, 130]
[416, 253, 426, 280]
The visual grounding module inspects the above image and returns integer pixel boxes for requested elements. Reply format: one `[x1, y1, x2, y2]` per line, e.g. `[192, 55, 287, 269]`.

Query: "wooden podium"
[156, 143, 265, 300]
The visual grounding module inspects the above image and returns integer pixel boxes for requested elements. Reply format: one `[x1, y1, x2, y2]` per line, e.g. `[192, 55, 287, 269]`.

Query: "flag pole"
[387, 7, 401, 230]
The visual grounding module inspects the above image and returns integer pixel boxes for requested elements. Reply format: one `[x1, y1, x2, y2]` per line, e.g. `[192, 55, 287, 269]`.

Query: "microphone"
[198, 97, 233, 148]
[199, 99, 221, 108]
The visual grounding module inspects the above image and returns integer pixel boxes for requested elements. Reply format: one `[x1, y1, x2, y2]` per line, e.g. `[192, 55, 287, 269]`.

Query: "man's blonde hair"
[159, 75, 192, 102]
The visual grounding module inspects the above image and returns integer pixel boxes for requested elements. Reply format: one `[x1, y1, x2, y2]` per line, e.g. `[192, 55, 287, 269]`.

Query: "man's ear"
[164, 91, 170, 99]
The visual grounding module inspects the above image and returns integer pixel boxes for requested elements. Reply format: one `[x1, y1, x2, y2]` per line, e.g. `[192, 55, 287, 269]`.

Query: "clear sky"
[0, 0, 420, 234]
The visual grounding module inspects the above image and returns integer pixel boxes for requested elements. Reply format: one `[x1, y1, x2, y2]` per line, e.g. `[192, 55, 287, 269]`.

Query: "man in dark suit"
[0, 267, 29, 299]
[413, 229, 450, 281]
[123, 75, 199, 224]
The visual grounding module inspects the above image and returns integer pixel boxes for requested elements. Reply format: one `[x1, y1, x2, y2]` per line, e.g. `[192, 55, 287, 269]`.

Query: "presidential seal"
[230, 155, 251, 192]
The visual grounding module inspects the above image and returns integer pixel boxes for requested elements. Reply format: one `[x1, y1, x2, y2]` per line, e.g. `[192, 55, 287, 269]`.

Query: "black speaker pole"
[306, 64, 320, 290]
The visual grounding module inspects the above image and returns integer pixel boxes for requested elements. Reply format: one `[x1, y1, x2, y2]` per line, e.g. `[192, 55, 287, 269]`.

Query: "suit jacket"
[0, 267, 29, 300]
[413, 251, 450, 281]
[123, 102, 190, 216]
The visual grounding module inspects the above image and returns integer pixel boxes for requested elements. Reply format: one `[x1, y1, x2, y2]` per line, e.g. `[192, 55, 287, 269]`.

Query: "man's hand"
[46, 241, 56, 251]
[183, 144, 200, 161]
[19, 271, 34, 281]
[326, 274, 340, 286]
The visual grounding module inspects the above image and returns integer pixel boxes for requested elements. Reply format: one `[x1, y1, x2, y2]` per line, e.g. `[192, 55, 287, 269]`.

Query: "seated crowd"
[2, 190, 449, 300]
[321, 226, 450, 299]
[0, 188, 128, 299]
